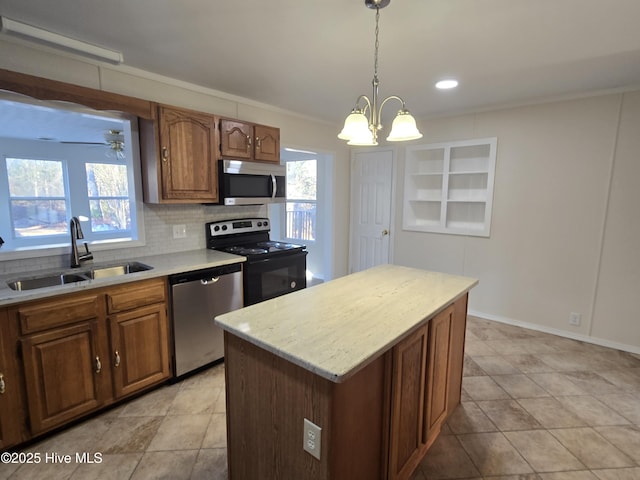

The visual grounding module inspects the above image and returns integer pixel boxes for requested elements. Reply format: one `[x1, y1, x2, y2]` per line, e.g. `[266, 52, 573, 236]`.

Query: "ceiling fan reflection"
[60, 129, 125, 159]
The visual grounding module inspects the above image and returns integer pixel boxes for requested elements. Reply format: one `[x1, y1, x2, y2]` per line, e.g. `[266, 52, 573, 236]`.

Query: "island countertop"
[215, 264, 478, 383]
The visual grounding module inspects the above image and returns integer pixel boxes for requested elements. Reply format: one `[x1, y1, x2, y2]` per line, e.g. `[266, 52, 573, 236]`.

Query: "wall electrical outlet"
[569, 312, 582, 326]
[173, 224, 187, 239]
[303, 418, 322, 460]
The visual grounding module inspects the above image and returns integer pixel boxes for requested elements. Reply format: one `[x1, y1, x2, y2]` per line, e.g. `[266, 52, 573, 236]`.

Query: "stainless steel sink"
[6, 262, 153, 291]
[7, 273, 90, 291]
[87, 262, 152, 279]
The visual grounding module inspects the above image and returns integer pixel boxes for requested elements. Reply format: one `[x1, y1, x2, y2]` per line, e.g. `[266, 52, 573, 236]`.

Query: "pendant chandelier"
[338, 0, 423, 146]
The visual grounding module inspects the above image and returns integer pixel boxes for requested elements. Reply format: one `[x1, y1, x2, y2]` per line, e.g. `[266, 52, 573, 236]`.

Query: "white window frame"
[0, 102, 145, 260]
[283, 157, 318, 244]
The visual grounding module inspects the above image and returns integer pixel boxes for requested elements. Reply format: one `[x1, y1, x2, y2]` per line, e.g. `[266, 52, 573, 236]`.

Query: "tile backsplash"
[0, 203, 266, 276]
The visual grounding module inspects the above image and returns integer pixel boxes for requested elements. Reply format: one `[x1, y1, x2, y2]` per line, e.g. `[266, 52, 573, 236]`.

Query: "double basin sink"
[7, 262, 153, 291]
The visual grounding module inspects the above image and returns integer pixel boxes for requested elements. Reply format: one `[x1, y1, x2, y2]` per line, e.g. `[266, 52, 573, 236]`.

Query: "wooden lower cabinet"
[423, 305, 454, 447]
[5, 277, 170, 443]
[109, 303, 170, 398]
[0, 308, 23, 449]
[223, 293, 470, 480]
[388, 296, 467, 480]
[21, 320, 109, 434]
[388, 325, 428, 480]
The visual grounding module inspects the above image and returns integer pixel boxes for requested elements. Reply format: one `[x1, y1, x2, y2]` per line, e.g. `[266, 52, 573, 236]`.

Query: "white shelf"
[403, 138, 497, 237]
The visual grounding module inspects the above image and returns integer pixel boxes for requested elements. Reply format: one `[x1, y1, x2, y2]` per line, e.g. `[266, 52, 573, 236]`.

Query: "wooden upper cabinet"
[220, 119, 253, 159]
[158, 106, 218, 202]
[220, 119, 280, 163]
[141, 105, 219, 203]
[254, 124, 280, 162]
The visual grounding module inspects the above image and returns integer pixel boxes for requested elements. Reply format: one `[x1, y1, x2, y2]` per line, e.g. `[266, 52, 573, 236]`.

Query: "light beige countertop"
[215, 264, 478, 383]
[0, 249, 246, 306]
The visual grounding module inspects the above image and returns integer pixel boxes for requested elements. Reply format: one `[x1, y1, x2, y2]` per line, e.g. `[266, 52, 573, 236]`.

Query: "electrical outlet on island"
[303, 418, 322, 460]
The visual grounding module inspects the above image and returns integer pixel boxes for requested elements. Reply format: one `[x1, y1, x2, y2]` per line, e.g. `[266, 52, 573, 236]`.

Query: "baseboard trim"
[468, 309, 640, 356]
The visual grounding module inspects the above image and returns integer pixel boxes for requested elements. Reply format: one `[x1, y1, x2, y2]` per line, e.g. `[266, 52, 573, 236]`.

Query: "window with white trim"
[0, 93, 143, 253]
[285, 159, 317, 242]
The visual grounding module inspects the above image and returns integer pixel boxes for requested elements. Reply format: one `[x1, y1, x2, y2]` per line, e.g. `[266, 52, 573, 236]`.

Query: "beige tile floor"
[2, 316, 640, 479]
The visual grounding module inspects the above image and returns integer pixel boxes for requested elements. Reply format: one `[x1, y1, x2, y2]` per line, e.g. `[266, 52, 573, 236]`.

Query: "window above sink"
[0, 91, 146, 258]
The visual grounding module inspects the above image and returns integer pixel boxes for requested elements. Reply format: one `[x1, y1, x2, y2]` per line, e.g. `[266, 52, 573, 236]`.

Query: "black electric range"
[206, 218, 307, 305]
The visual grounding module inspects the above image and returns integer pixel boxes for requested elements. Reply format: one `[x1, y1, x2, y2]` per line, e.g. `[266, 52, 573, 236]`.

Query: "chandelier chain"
[374, 6, 380, 80]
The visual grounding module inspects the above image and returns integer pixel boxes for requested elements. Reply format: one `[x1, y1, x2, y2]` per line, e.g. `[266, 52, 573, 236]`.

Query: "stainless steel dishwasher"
[169, 263, 243, 377]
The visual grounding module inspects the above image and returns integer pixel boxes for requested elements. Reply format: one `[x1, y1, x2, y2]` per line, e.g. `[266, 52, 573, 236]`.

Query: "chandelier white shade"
[338, 0, 422, 146]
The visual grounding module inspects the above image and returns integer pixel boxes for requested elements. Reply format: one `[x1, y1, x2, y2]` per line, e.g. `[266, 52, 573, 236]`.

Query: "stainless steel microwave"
[218, 159, 286, 205]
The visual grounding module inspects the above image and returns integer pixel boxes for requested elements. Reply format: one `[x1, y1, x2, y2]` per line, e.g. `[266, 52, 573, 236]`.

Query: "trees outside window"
[285, 159, 317, 242]
[1, 155, 136, 250]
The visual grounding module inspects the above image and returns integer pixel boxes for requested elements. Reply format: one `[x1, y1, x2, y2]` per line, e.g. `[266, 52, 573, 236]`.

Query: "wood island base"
[222, 293, 469, 480]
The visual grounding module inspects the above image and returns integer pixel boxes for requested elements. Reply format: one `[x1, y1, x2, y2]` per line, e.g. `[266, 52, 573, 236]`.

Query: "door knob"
[382, 229, 389, 236]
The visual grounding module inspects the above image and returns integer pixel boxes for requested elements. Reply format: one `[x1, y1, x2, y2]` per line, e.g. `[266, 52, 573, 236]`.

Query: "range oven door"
[243, 251, 307, 306]
[219, 159, 286, 205]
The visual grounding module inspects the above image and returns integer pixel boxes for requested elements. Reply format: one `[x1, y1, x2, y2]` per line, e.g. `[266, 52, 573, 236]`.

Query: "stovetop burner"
[225, 246, 269, 255]
[257, 241, 298, 250]
[223, 241, 304, 257]
[206, 218, 306, 259]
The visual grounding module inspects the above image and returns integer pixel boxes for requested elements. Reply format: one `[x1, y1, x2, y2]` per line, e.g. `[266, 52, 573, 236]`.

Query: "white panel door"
[349, 148, 394, 273]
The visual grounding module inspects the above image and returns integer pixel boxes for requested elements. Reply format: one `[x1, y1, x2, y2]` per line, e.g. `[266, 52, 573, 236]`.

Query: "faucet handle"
[81, 242, 94, 261]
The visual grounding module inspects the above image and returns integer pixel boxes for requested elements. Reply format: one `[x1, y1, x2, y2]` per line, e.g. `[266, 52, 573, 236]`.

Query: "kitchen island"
[215, 264, 478, 480]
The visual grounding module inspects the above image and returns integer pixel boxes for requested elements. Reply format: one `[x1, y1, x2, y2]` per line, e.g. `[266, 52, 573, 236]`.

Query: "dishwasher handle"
[169, 262, 242, 285]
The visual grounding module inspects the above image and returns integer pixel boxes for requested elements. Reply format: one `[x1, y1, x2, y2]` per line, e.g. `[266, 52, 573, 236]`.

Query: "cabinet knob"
[95, 356, 102, 374]
[256, 137, 261, 150]
[246, 135, 252, 149]
[114, 350, 121, 368]
[0, 373, 5, 394]
[162, 147, 169, 162]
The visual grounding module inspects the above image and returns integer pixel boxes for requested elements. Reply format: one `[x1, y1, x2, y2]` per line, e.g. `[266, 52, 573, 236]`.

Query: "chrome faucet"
[70, 217, 93, 268]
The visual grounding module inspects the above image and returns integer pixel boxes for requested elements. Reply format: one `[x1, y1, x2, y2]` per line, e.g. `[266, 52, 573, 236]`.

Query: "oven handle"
[271, 174, 277, 200]
[201, 277, 220, 285]
[246, 251, 308, 265]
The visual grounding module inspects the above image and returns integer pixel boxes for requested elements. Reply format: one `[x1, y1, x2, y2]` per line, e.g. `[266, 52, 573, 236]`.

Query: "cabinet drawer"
[18, 294, 101, 335]
[106, 278, 166, 314]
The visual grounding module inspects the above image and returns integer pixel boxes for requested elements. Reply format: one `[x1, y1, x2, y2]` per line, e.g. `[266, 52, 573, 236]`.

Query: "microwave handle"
[271, 174, 277, 199]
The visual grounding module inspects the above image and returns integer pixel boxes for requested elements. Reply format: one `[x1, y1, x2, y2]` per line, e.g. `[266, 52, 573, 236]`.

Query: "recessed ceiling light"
[435, 79, 459, 90]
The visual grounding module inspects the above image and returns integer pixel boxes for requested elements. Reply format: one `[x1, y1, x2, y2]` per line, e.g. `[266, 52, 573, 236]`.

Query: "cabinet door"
[388, 325, 427, 480]
[159, 106, 218, 201]
[21, 321, 107, 434]
[0, 309, 22, 449]
[422, 305, 453, 448]
[254, 124, 280, 163]
[220, 119, 253, 159]
[447, 294, 468, 412]
[109, 303, 170, 399]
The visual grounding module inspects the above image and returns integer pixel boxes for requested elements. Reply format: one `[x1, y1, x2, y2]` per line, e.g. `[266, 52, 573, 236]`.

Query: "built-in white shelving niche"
[403, 137, 497, 237]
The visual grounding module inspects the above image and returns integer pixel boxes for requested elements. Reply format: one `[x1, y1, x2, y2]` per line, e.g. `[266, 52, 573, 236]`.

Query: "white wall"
[0, 40, 351, 279]
[3, 39, 638, 353]
[394, 92, 640, 353]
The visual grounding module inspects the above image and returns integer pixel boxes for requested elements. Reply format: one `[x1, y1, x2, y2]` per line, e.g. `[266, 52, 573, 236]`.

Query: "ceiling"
[2, 0, 640, 130]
